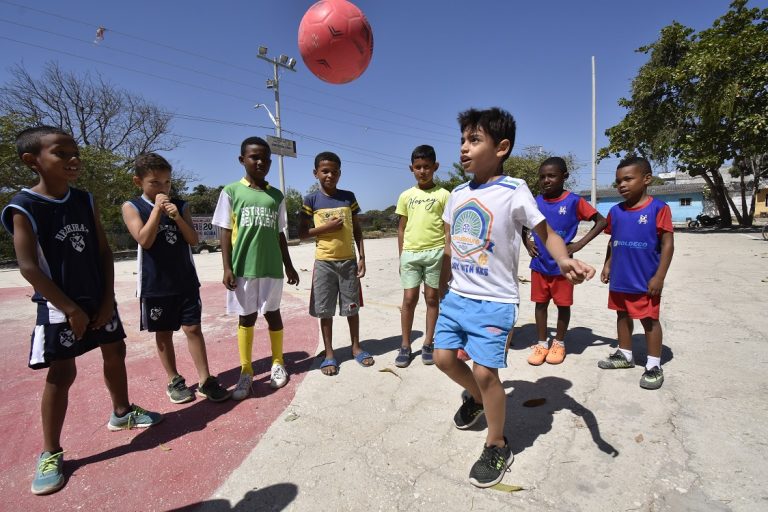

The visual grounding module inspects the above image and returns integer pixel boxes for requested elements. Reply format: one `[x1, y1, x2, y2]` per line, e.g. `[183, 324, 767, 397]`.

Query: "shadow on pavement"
[65, 350, 312, 477]
[503, 376, 619, 458]
[510, 324, 674, 365]
[168, 483, 298, 511]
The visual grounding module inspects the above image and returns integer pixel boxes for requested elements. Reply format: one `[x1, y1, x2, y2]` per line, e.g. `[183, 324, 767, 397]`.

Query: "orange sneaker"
[546, 342, 566, 364]
[527, 344, 549, 366]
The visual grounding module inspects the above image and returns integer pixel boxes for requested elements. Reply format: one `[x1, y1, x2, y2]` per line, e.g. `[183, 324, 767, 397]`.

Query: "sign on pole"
[267, 135, 297, 158]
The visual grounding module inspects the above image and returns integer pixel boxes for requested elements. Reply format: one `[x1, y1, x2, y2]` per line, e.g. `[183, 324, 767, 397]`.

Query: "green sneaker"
[31, 450, 65, 495]
[640, 366, 664, 390]
[197, 376, 231, 402]
[468, 438, 514, 488]
[108, 404, 164, 431]
[597, 350, 635, 369]
[166, 375, 194, 404]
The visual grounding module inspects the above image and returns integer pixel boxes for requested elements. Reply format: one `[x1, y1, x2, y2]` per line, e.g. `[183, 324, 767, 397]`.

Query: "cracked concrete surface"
[197, 232, 767, 511]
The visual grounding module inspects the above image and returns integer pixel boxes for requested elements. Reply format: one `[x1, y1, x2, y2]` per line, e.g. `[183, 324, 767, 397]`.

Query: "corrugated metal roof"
[579, 183, 706, 199]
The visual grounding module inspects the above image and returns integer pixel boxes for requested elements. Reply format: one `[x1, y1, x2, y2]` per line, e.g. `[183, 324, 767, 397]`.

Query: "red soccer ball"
[298, 0, 374, 84]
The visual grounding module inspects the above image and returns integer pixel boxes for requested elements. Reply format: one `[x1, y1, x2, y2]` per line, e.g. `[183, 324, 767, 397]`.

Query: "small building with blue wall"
[580, 184, 705, 223]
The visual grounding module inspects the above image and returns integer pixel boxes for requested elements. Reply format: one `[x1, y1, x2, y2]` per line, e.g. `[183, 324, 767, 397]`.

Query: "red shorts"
[608, 291, 661, 320]
[531, 270, 574, 306]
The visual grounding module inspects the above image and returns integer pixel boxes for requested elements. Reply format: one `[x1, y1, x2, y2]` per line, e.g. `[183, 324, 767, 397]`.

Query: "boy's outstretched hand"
[557, 258, 596, 284]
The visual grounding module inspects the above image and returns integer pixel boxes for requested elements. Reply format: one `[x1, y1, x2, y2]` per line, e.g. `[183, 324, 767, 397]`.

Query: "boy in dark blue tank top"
[122, 153, 230, 404]
[599, 156, 674, 390]
[523, 158, 606, 366]
[1, 127, 162, 496]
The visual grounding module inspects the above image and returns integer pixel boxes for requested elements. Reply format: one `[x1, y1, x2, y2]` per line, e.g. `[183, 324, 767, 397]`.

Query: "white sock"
[619, 348, 634, 362]
[537, 340, 549, 348]
[646, 356, 661, 370]
[552, 339, 564, 347]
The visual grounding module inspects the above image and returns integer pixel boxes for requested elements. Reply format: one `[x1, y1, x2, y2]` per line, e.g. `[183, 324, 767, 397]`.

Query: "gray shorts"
[309, 259, 363, 318]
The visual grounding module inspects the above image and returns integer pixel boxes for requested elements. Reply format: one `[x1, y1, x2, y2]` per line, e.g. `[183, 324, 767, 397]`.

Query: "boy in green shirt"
[395, 145, 450, 367]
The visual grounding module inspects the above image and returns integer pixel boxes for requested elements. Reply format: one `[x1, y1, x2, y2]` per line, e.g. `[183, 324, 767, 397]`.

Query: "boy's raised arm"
[532, 220, 595, 284]
[121, 199, 163, 249]
[173, 204, 199, 247]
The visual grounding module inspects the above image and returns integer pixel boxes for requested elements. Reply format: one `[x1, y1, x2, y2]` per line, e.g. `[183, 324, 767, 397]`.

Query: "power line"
[0, 0, 455, 132]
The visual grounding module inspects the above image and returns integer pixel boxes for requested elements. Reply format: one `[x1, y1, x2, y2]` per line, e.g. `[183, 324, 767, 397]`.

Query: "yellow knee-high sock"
[238, 325, 254, 375]
[269, 329, 284, 366]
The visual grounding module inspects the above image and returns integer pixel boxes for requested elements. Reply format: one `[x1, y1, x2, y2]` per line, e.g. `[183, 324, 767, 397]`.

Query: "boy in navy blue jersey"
[523, 157, 606, 365]
[122, 153, 230, 403]
[2, 127, 162, 496]
[599, 156, 674, 390]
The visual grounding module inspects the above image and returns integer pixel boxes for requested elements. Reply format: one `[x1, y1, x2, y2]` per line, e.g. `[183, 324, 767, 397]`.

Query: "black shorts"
[28, 306, 126, 370]
[140, 291, 202, 332]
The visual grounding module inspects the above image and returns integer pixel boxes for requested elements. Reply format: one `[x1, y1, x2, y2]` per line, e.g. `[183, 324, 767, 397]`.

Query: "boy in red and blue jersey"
[599, 156, 674, 390]
[523, 157, 606, 365]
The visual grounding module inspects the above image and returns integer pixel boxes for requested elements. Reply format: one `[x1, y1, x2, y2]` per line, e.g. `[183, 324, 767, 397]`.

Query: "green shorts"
[399, 247, 443, 289]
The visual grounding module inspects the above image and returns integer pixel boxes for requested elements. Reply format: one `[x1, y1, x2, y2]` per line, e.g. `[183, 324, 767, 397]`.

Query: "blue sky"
[0, 0, 762, 211]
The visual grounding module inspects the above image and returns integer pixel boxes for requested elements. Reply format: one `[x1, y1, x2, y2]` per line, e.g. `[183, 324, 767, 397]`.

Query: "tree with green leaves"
[435, 148, 578, 195]
[600, 0, 768, 226]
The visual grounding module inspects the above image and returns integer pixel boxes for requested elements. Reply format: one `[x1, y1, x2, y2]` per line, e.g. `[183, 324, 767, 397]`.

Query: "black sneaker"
[453, 394, 484, 430]
[166, 375, 194, 404]
[394, 346, 412, 368]
[468, 438, 514, 488]
[421, 344, 435, 365]
[197, 376, 231, 402]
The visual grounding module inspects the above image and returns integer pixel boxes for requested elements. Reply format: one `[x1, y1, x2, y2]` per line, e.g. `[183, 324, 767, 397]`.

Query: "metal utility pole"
[257, 46, 296, 194]
[591, 56, 597, 207]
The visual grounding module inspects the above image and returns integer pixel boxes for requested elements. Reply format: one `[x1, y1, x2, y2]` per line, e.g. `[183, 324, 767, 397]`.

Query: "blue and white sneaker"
[31, 450, 65, 495]
[108, 404, 163, 431]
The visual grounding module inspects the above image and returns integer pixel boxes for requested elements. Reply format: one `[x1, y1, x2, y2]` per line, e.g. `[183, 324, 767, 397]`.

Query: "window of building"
[680, 197, 692, 206]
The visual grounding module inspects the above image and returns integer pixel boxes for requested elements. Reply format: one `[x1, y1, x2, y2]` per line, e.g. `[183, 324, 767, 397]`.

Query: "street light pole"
[257, 46, 296, 195]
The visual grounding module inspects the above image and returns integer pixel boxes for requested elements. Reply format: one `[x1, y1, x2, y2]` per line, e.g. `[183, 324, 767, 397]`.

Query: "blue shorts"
[140, 291, 202, 332]
[434, 291, 517, 369]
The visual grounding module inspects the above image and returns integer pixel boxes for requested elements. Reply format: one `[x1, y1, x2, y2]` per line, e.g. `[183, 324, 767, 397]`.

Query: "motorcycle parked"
[688, 213, 721, 228]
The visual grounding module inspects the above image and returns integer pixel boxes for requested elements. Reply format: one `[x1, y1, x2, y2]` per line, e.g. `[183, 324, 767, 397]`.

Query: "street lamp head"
[258, 46, 268, 56]
[278, 54, 289, 65]
[287, 58, 297, 69]
[266, 79, 275, 89]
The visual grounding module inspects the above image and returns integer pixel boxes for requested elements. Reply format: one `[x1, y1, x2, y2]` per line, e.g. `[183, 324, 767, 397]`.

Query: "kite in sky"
[94, 26, 106, 44]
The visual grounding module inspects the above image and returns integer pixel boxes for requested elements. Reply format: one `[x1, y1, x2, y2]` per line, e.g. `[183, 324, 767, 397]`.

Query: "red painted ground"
[0, 282, 318, 511]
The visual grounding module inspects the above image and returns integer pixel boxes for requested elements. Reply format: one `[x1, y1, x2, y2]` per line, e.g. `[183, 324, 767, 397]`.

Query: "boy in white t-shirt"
[394, 145, 450, 367]
[434, 107, 595, 488]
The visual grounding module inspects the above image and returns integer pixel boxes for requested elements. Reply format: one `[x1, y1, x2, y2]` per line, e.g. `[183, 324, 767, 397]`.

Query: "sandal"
[320, 358, 338, 376]
[354, 350, 374, 367]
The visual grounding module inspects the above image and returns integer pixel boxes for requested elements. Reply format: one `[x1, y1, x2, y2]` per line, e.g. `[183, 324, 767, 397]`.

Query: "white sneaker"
[232, 372, 253, 401]
[270, 363, 289, 389]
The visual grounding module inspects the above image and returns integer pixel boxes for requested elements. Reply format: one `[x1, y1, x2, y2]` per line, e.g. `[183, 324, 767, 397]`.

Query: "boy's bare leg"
[616, 311, 634, 350]
[41, 359, 76, 453]
[320, 317, 335, 375]
[348, 314, 372, 365]
[423, 286, 439, 346]
[435, 349, 482, 403]
[155, 331, 180, 381]
[555, 306, 571, 341]
[400, 287, 420, 348]
[535, 301, 549, 341]
[640, 318, 663, 359]
[100, 341, 131, 415]
[473, 364, 506, 447]
[181, 324, 211, 384]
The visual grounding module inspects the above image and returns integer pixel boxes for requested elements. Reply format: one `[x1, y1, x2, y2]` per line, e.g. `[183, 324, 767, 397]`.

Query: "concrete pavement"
[1, 231, 767, 511]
